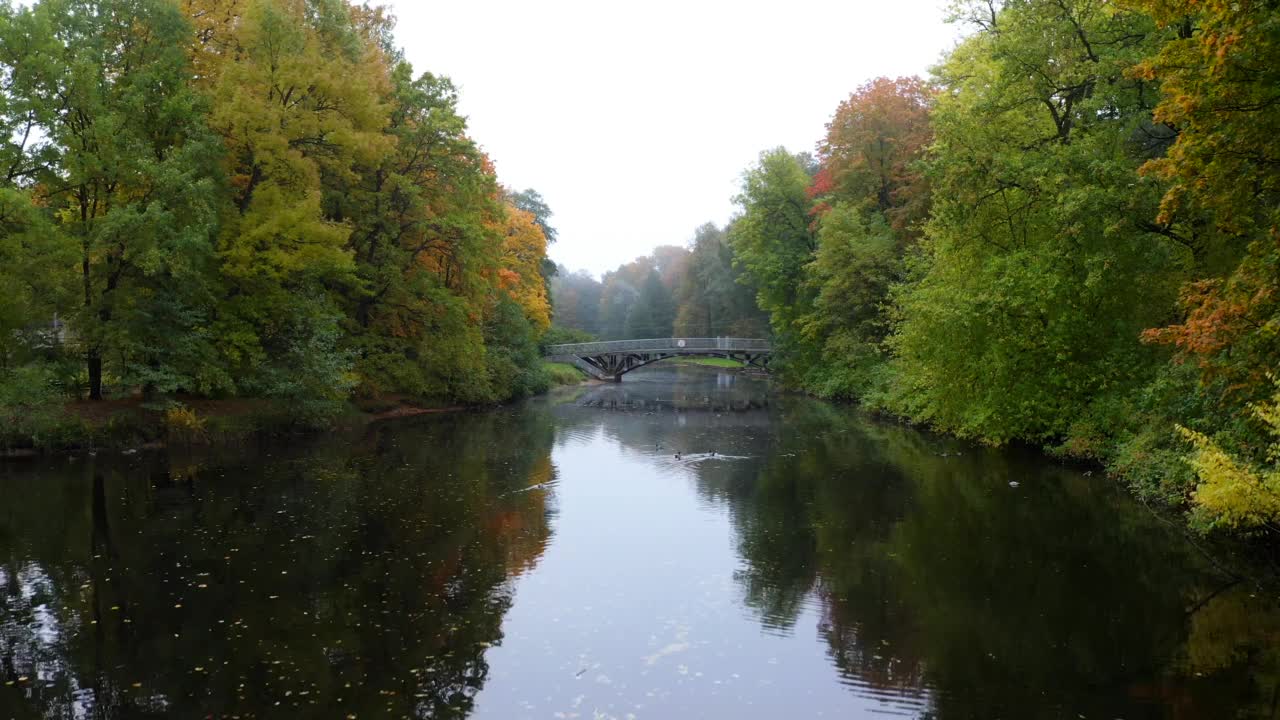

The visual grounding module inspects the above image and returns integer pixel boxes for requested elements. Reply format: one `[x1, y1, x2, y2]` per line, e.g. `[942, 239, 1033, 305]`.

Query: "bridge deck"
[545, 337, 771, 355]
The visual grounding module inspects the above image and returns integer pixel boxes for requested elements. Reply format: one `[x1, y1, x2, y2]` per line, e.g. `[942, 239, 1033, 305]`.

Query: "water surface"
[2, 365, 1277, 718]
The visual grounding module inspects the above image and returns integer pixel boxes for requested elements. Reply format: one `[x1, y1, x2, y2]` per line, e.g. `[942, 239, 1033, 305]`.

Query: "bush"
[164, 404, 208, 444]
[540, 325, 596, 352]
[1179, 380, 1280, 533]
[0, 363, 85, 451]
[542, 361, 586, 386]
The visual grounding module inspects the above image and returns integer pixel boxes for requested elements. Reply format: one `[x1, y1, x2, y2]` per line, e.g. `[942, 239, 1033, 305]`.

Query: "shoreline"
[1, 366, 594, 460]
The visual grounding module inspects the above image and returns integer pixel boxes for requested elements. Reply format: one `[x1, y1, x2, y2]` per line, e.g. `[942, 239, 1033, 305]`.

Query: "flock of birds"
[655, 442, 722, 463]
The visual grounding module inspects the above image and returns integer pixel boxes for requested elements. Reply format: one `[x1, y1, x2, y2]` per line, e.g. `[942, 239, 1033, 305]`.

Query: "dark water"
[2, 366, 1278, 719]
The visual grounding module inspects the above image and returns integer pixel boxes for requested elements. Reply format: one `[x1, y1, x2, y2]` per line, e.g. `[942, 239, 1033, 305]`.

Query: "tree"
[549, 266, 603, 335]
[507, 187, 559, 311]
[674, 223, 768, 337]
[496, 203, 552, 334]
[507, 188, 557, 243]
[5, 0, 226, 399]
[335, 58, 504, 400]
[625, 269, 676, 339]
[816, 76, 934, 234]
[1132, 0, 1280, 421]
[799, 204, 899, 398]
[204, 0, 392, 405]
[727, 149, 816, 371]
[886, 0, 1181, 442]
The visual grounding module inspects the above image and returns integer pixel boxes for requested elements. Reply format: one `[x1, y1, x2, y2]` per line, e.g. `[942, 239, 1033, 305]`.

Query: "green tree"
[7, 0, 226, 399]
[799, 204, 899, 398]
[886, 0, 1182, 443]
[727, 149, 816, 370]
[625, 269, 676, 339]
[336, 56, 503, 400]
[549, 265, 603, 335]
[674, 222, 768, 337]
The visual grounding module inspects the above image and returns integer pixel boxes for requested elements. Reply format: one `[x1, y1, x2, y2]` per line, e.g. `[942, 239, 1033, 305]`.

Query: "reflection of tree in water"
[0, 407, 556, 718]
[675, 396, 1280, 719]
[722, 399, 930, 685]
[1180, 585, 1280, 718]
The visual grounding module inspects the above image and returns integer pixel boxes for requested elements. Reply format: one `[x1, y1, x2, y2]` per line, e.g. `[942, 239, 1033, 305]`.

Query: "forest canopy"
[0, 0, 555, 425]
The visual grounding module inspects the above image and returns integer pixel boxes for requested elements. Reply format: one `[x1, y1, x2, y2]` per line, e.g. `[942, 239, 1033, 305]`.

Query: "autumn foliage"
[719, 0, 1280, 534]
[815, 76, 933, 234]
[0, 0, 556, 415]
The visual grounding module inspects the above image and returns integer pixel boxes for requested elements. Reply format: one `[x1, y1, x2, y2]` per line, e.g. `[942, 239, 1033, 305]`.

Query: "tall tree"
[625, 269, 676, 339]
[1133, 0, 1280, 406]
[336, 57, 504, 400]
[496, 203, 552, 334]
[7, 0, 225, 399]
[674, 223, 768, 337]
[815, 76, 934, 234]
[1127, 0, 1280, 529]
[549, 266, 603, 335]
[727, 149, 816, 368]
[203, 0, 392, 405]
[507, 187, 559, 309]
[507, 188, 557, 244]
[885, 0, 1181, 442]
[799, 205, 899, 398]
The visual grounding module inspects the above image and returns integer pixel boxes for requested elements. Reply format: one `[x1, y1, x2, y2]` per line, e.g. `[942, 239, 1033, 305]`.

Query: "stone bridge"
[545, 337, 772, 382]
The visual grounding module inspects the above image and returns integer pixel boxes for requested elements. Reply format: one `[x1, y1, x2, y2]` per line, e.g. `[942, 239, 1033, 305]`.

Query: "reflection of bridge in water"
[545, 338, 772, 382]
[574, 381, 771, 414]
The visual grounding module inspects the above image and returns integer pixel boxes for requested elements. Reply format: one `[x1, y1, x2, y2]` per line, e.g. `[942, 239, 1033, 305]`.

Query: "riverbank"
[1, 362, 591, 458]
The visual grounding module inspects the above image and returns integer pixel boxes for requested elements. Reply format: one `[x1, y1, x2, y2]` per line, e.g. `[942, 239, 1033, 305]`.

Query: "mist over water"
[2, 365, 1276, 718]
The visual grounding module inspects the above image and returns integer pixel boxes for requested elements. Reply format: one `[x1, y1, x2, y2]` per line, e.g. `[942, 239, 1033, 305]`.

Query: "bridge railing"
[545, 337, 772, 355]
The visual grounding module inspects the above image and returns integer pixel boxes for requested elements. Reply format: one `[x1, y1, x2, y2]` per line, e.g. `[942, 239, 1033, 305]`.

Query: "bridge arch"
[544, 338, 772, 382]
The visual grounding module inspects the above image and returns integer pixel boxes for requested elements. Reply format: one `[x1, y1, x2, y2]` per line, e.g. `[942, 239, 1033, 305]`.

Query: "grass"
[678, 357, 744, 368]
[543, 361, 588, 386]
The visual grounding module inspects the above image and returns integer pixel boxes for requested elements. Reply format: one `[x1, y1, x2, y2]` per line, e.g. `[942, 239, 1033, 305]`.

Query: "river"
[1, 365, 1277, 718]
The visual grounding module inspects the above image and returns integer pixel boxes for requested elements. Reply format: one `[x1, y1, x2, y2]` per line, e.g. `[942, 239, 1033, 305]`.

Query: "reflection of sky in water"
[473, 367, 928, 718]
[472, 411, 931, 719]
[4, 562, 102, 718]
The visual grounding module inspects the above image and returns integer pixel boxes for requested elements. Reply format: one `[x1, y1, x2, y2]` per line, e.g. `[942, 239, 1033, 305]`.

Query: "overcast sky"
[383, 0, 962, 277]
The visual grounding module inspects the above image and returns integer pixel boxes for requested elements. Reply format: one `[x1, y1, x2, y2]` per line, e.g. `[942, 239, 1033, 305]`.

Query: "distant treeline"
[0, 0, 556, 434]
[555, 0, 1280, 534]
[549, 224, 769, 342]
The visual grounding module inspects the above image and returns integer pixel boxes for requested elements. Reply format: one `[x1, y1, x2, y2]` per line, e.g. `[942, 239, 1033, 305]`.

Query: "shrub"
[164, 404, 207, 444]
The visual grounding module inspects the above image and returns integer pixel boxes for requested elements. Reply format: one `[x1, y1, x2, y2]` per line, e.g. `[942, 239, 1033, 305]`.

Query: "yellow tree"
[198, 0, 393, 401]
[1131, 0, 1280, 403]
[495, 203, 551, 334]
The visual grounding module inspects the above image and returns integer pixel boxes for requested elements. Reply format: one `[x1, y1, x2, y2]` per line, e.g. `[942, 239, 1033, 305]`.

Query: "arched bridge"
[545, 337, 772, 382]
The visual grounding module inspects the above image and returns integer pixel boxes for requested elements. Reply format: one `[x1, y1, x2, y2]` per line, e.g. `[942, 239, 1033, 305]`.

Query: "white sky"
[384, 0, 962, 278]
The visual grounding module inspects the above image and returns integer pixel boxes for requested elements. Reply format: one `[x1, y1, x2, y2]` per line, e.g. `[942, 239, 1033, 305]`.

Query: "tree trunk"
[88, 349, 103, 400]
